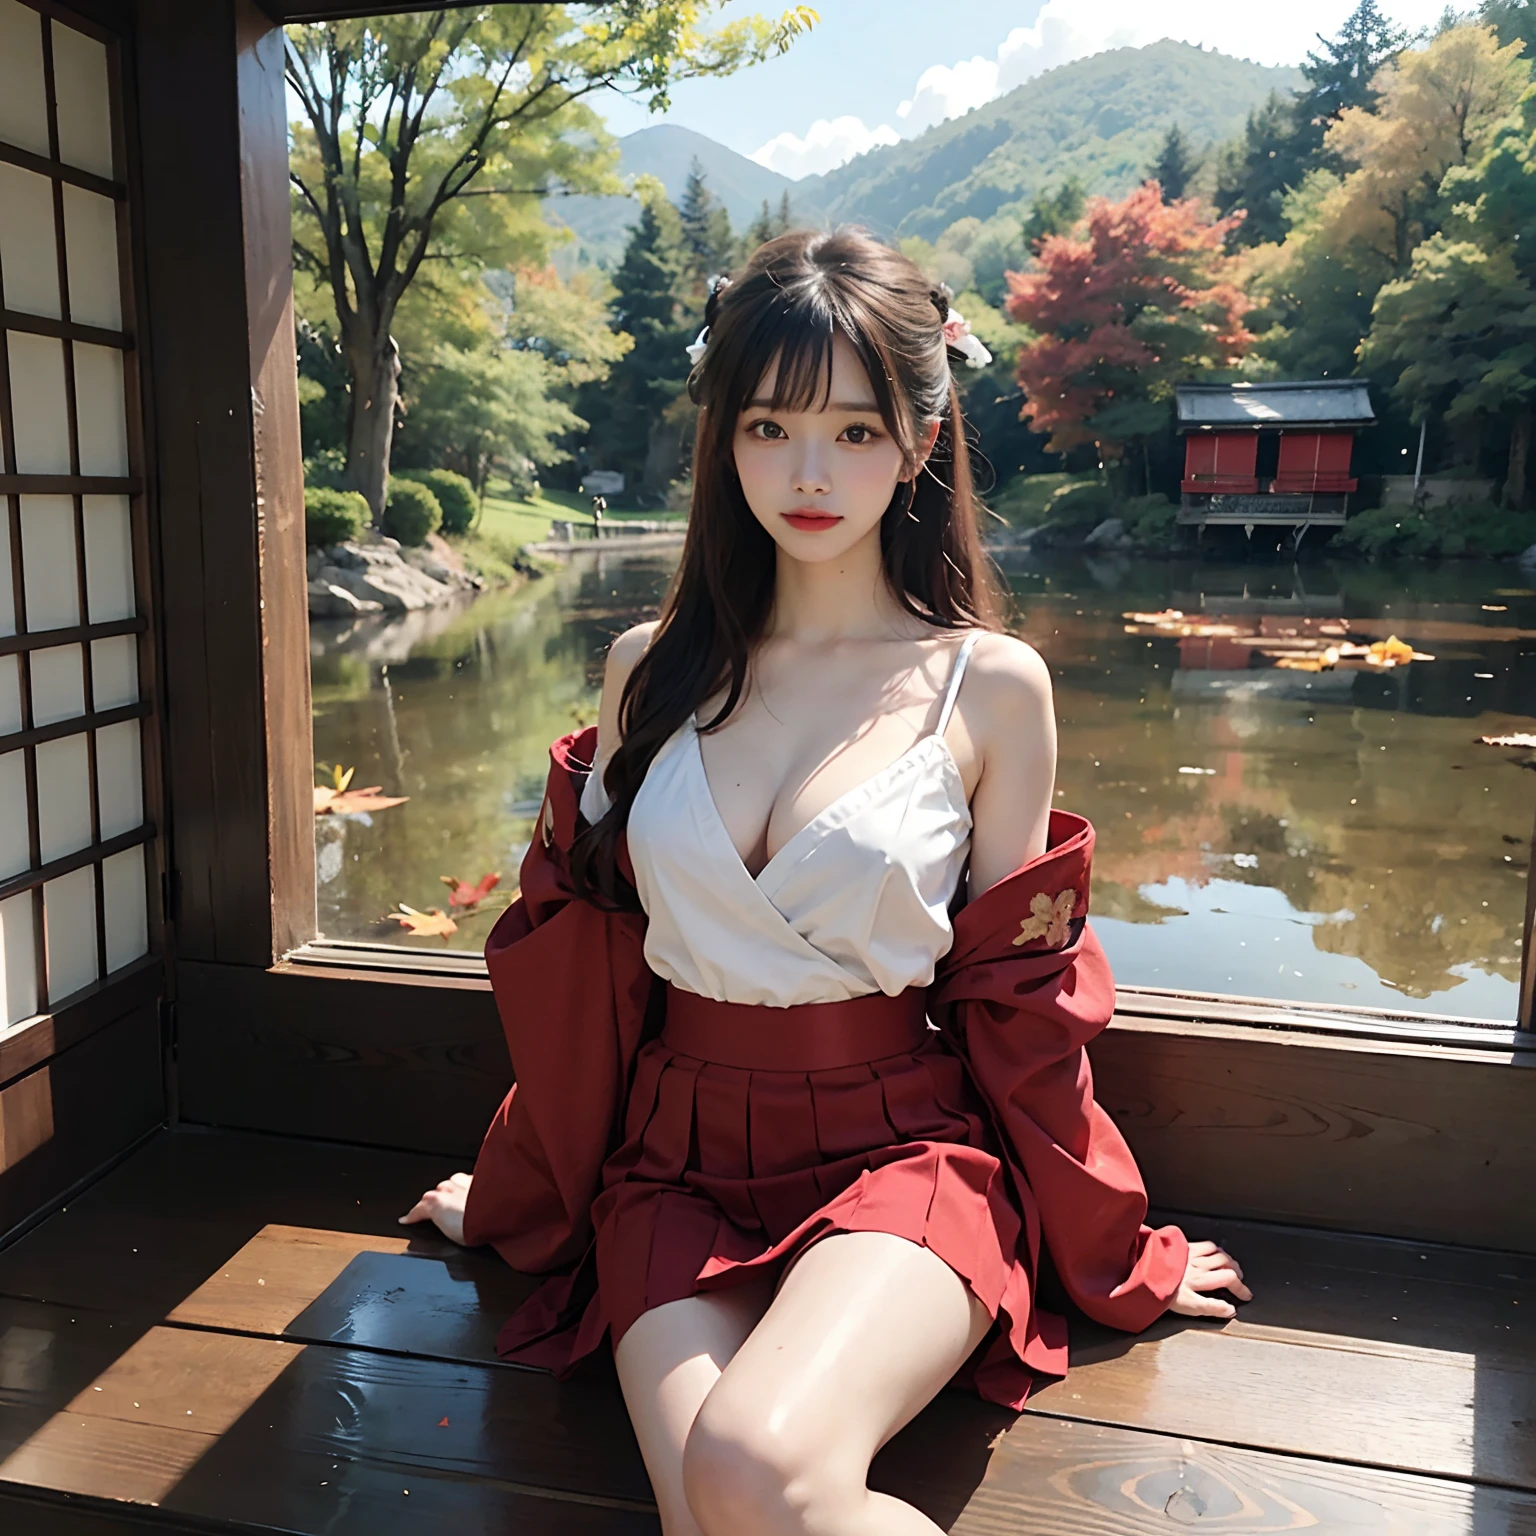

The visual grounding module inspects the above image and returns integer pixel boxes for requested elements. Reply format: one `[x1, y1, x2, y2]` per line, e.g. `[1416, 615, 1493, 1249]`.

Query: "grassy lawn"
[451, 480, 686, 586]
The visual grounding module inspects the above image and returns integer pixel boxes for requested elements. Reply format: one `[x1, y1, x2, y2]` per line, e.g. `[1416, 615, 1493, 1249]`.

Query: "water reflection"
[311, 549, 1536, 1024]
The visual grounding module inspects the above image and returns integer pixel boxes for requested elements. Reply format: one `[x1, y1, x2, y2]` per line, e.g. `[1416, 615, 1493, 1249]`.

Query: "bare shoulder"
[963, 631, 1055, 736]
[606, 620, 659, 684]
[596, 620, 659, 759]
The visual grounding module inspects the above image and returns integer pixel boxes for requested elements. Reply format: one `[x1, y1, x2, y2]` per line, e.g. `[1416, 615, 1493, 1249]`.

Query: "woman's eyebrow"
[744, 397, 880, 411]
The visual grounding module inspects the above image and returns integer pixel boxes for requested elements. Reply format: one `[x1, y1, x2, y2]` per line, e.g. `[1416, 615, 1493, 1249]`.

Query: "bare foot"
[399, 1171, 473, 1245]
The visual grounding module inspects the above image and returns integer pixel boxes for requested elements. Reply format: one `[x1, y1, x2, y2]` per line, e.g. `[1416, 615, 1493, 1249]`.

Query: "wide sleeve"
[929, 810, 1188, 1334]
[461, 727, 660, 1273]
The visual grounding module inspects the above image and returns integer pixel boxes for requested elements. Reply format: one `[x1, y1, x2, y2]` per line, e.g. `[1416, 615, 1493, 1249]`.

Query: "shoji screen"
[0, 0, 156, 1030]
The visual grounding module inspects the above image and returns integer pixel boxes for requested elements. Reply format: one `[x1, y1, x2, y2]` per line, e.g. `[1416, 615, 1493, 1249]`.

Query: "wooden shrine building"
[1176, 379, 1376, 535]
[0, 2, 1532, 1531]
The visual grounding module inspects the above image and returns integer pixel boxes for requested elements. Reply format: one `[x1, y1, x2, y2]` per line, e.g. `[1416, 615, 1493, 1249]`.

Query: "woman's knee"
[681, 1388, 862, 1536]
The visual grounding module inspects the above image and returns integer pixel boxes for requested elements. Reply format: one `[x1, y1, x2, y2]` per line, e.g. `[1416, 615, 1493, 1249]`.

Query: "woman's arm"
[962, 632, 1059, 895]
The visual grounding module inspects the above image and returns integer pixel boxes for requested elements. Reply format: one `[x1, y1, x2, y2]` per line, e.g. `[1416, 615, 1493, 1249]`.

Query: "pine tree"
[745, 198, 777, 253]
[1297, 0, 1411, 153]
[1215, 93, 1313, 247]
[1149, 123, 1199, 200]
[581, 191, 689, 485]
[776, 189, 793, 235]
[678, 158, 734, 301]
[1022, 177, 1086, 251]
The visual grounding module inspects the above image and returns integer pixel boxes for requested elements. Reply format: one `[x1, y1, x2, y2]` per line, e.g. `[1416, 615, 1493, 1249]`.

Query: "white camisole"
[579, 631, 982, 1008]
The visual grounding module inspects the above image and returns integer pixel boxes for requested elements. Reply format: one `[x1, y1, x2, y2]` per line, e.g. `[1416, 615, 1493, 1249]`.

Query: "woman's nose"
[792, 449, 831, 496]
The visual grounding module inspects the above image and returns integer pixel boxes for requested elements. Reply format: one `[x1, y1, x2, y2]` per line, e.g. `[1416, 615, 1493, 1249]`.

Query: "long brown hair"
[570, 225, 1000, 907]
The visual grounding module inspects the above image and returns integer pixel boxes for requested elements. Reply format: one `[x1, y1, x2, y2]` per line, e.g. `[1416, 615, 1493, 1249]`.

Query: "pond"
[310, 547, 1536, 1025]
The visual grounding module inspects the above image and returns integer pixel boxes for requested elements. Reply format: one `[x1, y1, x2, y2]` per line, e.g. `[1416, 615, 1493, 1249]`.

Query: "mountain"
[545, 124, 821, 268]
[544, 42, 1301, 264]
[801, 42, 1302, 240]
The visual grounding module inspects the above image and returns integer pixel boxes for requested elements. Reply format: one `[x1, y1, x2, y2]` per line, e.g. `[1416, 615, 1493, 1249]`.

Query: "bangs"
[714, 284, 911, 446]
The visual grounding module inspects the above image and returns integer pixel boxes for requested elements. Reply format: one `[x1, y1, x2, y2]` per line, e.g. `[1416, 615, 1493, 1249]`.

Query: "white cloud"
[897, 55, 1000, 135]
[749, 115, 901, 179]
[752, 0, 1449, 180]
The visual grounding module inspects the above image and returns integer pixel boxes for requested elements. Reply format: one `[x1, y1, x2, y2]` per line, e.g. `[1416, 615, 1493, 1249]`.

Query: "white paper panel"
[0, 656, 19, 735]
[0, 750, 27, 879]
[0, 509, 12, 638]
[73, 342, 128, 477]
[51, 23, 113, 180]
[44, 864, 97, 1002]
[6, 333, 71, 475]
[90, 633, 136, 710]
[95, 718, 141, 839]
[29, 644, 84, 727]
[102, 843, 146, 973]
[62, 183, 121, 330]
[19, 496, 79, 631]
[82, 495, 133, 621]
[0, 890, 39, 1027]
[0, 163, 62, 319]
[36, 731, 91, 862]
[0, 1, 49, 158]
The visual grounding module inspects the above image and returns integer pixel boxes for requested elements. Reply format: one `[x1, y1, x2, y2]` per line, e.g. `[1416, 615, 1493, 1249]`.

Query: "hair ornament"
[942, 307, 993, 369]
[684, 325, 710, 366]
[685, 275, 734, 366]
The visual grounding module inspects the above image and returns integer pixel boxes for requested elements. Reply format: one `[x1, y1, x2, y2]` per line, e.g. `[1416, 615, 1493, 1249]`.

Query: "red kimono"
[464, 727, 1188, 1410]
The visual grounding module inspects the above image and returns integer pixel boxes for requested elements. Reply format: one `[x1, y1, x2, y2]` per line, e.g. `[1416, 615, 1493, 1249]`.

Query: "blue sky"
[592, 0, 1454, 178]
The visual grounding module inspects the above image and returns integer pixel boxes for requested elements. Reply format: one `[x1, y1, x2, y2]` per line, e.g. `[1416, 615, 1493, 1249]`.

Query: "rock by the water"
[306, 531, 480, 617]
[1084, 517, 1128, 548]
[308, 579, 383, 618]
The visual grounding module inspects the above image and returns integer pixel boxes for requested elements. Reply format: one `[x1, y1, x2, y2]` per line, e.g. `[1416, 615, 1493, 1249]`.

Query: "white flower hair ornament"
[942, 309, 992, 369]
[684, 325, 710, 367]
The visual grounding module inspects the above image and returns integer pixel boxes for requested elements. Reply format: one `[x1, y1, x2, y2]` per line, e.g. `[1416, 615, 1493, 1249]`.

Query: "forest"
[291, 0, 1536, 564]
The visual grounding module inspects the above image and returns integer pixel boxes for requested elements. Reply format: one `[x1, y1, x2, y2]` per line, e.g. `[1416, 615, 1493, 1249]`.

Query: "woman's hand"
[1166, 1239, 1252, 1319]
[399, 1171, 473, 1245]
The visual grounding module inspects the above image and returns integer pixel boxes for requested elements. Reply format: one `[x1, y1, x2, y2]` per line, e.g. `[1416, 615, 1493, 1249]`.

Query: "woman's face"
[732, 333, 938, 563]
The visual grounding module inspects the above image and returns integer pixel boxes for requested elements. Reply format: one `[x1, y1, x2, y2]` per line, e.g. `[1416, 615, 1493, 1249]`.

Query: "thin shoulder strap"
[934, 630, 982, 737]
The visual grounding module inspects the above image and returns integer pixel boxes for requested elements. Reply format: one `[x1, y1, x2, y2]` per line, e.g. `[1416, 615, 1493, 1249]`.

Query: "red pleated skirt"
[497, 983, 1067, 1410]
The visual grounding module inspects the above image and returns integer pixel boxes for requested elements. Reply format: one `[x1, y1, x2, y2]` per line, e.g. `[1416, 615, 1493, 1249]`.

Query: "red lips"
[782, 508, 842, 532]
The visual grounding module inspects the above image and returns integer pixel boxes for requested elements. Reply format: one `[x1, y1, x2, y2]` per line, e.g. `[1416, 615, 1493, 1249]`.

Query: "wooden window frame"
[139, 0, 1536, 1263]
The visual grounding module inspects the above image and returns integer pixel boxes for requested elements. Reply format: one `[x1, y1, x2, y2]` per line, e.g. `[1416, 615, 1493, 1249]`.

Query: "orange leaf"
[317, 786, 410, 816]
[440, 871, 502, 908]
[388, 904, 458, 938]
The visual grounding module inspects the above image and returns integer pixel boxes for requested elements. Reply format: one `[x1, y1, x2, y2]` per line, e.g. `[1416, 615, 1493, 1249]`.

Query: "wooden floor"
[0, 1130, 1532, 1533]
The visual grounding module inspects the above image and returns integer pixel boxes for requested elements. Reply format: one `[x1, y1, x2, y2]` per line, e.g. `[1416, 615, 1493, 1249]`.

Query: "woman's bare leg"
[615, 1277, 777, 1536]
[681, 1232, 992, 1536]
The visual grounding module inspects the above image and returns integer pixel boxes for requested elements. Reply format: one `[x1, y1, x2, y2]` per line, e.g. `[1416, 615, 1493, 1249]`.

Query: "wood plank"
[0, 1129, 464, 1316]
[1097, 1015, 1536, 1253]
[0, 1006, 163, 1243]
[4, 1292, 1535, 1536]
[236, 0, 315, 961]
[0, 1297, 657, 1532]
[177, 962, 508, 1158]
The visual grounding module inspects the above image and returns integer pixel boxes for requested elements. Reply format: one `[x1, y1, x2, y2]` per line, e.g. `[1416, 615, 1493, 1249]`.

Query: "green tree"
[1022, 177, 1086, 252]
[1483, 0, 1536, 57]
[580, 183, 690, 491]
[1298, 0, 1413, 144]
[745, 198, 777, 251]
[1214, 93, 1314, 246]
[678, 157, 736, 300]
[1149, 123, 1199, 200]
[1362, 87, 1536, 506]
[286, 4, 817, 521]
[777, 189, 793, 234]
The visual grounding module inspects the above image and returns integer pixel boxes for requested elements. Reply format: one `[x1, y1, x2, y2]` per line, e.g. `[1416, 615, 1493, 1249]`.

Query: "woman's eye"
[749, 420, 786, 440]
[842, 424, 879, 444]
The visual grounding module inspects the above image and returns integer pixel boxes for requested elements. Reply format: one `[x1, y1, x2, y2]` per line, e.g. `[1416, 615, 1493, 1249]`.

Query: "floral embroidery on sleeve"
[1012, 889, 1077, 948]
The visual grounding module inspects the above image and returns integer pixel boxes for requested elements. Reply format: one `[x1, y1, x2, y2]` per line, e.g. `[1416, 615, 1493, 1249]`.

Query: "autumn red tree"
[1005, 183, 1255, 474]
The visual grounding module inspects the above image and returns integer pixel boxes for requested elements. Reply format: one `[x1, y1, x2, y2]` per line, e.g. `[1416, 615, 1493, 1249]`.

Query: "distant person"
[591, 493, 607, 538]
[404, 228, 1248, 1536]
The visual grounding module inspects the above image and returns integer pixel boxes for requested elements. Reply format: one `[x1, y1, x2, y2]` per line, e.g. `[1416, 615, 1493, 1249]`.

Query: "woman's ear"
[902, 419, 944, 481]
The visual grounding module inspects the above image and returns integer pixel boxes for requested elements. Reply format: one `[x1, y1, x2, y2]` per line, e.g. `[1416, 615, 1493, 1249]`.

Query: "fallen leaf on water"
[440, 871, 502, 909]
[388, 904, 458, 938]
[438, 1417, 450, 1428]
[316, 784, 410, 816]
[1274, 656, 1325, 672]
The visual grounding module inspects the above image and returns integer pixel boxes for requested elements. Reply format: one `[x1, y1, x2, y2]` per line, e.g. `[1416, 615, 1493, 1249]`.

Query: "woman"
[402, 227, 1251, 1536]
